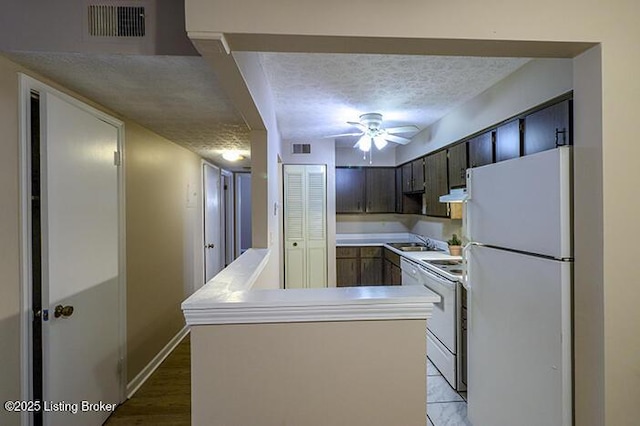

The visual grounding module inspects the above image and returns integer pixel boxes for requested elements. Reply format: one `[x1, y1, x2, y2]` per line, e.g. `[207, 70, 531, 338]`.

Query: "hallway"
[105, 335, 191, 425]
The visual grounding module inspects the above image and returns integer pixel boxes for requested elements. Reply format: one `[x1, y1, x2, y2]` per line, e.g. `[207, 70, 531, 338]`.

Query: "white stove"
[401, 256, 466, 391]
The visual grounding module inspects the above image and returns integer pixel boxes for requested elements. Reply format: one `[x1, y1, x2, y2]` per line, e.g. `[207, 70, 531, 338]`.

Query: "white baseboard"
[126, 325, 190, 399]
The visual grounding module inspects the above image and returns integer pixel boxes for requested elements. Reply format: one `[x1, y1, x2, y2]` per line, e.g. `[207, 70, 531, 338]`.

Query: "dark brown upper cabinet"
[365, 168, 396, 213]
[523, 99, 572, 156]
[335, 167, 365, 213]
[336, 167, 396, 214]
[468, 131, 494, 168]
[495, 119, 521, 162]
[395, 167, 403, 213]
[425, 150, 449, 217]
[401, 158, 425, 193]
[447, 142, 468, 189]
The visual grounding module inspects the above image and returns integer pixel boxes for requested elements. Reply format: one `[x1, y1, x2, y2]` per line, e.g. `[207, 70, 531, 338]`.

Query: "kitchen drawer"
[360, 246, 382, 258]
[336, 247, 359, 258]
[384, 248, 401, 267]
[427, 329, 456, 389]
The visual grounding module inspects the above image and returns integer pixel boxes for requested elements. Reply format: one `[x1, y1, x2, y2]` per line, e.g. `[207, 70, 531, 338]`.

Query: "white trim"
[187, 31, 231, 53]
[126, 326, 190, 399]
[221, 169, 235, 266]
[18, 74, 128, 426]
[184, 302, 434, 325]
[18, 72, 33, 426]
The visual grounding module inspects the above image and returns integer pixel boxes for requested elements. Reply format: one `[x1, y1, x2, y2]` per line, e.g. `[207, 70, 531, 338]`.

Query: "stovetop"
[420, 259, 465, 281]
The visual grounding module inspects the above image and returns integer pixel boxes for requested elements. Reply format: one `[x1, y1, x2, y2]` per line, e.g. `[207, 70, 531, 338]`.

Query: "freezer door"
[466, 146, 572, 259]
[467, 245, 572, 426]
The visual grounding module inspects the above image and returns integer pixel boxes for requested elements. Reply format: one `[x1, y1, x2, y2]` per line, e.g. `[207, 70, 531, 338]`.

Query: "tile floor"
[427, 357, 472, 426]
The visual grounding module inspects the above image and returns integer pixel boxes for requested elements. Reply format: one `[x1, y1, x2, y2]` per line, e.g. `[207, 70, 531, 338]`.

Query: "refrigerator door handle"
[461, 242, 483, 291]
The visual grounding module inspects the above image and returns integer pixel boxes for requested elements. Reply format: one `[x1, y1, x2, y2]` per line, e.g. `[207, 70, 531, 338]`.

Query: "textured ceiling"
[4, 51, 530, 167]
[260, 53, 530, 148]
[4, 52, 252, 169]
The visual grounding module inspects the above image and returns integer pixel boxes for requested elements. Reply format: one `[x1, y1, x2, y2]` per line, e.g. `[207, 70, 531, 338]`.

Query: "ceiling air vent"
[88, 5, 145, 37]
[292, 143, 311, 154]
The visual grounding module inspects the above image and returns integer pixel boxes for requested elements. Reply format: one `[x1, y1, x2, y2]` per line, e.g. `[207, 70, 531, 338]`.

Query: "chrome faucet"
[415, 234, 437, 250]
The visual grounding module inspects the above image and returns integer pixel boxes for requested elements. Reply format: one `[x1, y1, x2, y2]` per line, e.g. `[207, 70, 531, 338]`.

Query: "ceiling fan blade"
[384, 134, 412, 145]
[385, 125, 419, 134]
[347, 121, 367, 131]
[324, 132, 364, 138]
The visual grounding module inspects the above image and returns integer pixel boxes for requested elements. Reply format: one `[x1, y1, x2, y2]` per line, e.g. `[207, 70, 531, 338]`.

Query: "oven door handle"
[420, 268, 457, 291]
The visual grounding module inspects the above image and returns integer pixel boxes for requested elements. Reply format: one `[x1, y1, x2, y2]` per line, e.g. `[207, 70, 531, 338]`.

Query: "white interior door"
[204, 163, 222, 282]
[283, 165, 327, 289]
[42, 92, 122, 425]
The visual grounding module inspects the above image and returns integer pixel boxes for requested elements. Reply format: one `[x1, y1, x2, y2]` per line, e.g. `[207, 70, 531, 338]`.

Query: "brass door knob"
[54, 305, 74, 318]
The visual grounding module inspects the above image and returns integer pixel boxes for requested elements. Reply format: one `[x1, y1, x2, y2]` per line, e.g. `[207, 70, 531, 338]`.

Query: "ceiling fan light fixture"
[373, 136, 388, 150]
[358, 135, 371, 152]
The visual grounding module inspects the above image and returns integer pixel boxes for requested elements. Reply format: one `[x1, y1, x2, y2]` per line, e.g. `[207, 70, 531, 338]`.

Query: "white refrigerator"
[465, 147, 573, 426]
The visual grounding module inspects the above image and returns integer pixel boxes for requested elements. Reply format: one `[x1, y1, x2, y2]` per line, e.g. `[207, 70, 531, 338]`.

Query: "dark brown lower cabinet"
[383, 248, 402, 286]
[336, 246, 395, 286]
[361, 258, 383, 285]
[360, 246, 383, 285]
[336, 258, 359, 287]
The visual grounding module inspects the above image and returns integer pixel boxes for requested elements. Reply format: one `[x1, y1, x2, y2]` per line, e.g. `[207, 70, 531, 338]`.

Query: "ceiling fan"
[328, 113, 419, 152]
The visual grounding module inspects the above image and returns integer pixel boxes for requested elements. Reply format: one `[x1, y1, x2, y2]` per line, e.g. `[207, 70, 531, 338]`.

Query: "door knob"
[293, 242, 298, 247]
[205, 244, 215, 249]
[54, 305, 74, 318]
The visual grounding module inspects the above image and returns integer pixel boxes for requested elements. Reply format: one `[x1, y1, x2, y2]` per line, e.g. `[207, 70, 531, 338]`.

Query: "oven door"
[420, 266, 457, 353]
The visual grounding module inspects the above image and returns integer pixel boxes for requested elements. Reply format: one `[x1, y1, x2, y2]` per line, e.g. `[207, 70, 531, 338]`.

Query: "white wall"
[336, 214, 408, 235]
[233, 52, 283, 288]
[0, 0, 197, 55]
[280, 139, 336, 286]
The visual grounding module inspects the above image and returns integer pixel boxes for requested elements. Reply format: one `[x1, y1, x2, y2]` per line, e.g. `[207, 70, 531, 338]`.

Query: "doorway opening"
[235, 172, 252, 257]
[29, 90, 44, 426]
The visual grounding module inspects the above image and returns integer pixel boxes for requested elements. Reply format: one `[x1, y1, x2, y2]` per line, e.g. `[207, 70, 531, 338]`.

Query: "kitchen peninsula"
[182, 248, 440, 426]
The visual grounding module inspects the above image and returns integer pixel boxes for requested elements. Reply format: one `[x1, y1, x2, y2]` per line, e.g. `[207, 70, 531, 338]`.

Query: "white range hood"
[439, 188, 468, 203]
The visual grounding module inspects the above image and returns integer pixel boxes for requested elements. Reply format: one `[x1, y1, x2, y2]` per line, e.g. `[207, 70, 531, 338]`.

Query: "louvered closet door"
[283, 165, 327, 289]
[305, 166, 327, 288]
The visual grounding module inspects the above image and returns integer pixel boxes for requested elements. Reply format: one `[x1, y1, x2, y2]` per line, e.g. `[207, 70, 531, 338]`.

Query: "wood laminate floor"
[104, 334, 191, 425]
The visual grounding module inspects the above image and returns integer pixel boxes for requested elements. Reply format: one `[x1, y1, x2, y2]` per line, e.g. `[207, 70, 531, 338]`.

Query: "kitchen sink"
[399, 246, 433, 252]
[387, 242, 441, 252]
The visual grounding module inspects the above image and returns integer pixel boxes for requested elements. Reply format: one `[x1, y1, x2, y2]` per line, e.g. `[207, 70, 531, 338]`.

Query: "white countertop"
[182, 246, 441, 326]
[336, 232, 462, 264]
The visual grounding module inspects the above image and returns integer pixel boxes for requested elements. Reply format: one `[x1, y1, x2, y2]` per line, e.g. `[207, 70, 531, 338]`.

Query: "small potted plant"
[447, 234, 463, 256]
